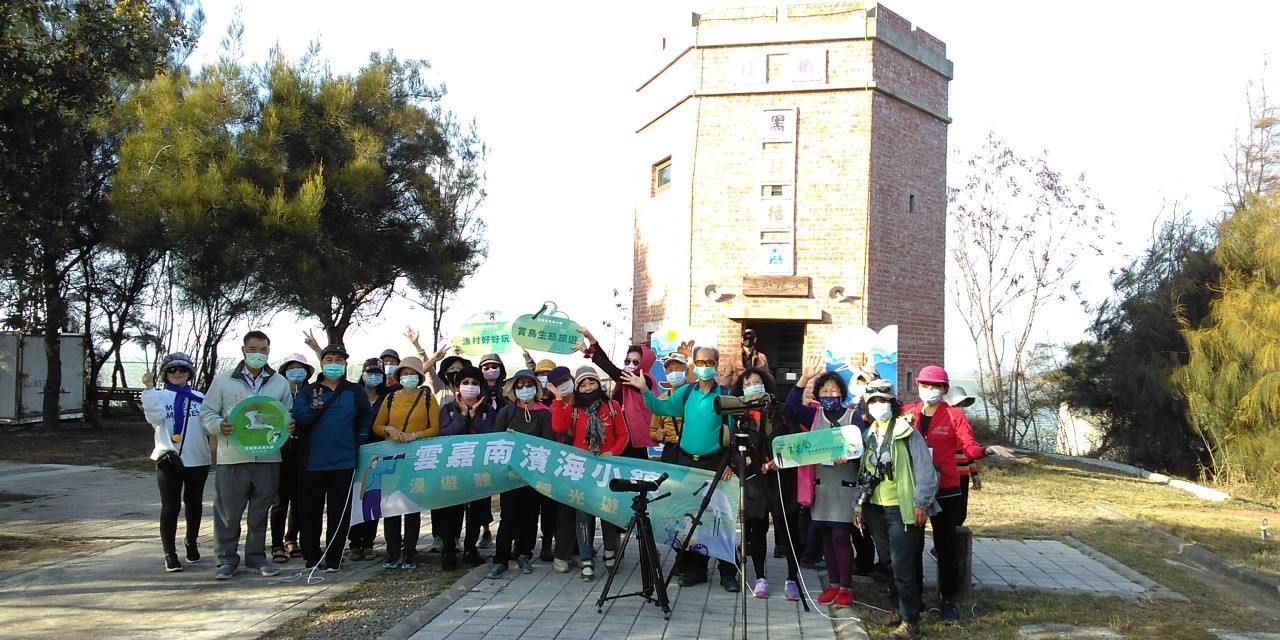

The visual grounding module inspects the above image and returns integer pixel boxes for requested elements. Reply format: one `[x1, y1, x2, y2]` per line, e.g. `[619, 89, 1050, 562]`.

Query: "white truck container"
[0, 332, 85, 424]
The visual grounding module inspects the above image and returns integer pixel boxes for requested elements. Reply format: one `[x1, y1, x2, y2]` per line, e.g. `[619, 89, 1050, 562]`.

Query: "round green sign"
[511, 301, 581, 355]
[228, 395, 291, 456]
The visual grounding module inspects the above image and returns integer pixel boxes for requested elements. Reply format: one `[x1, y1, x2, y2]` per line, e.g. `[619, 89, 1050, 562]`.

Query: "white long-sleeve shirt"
[142, 387, 211, 467]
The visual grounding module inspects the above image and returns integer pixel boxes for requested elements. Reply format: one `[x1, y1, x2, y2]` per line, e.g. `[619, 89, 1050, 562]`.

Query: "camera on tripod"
[609, 472, 669, 494]
[713, 392, 770, 416]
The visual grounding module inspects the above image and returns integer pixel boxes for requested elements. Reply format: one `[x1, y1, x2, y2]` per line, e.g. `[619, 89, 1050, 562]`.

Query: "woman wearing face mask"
[369, 357, 439, 569]
[548, 366, 627, 580]
[141, 352, 209, 573]
[489, 370, 553, 578]
[270, 353, 314, 562]
[576, 327, 658, 459]
[477, 353, 508, 410]
[438, 366, 496, 568]
[903, 366, 1014, 626]
[650, 353, 688, 464]
[853, 380, 938, 640]
[346, 357, 392, 562]
[785, 356, 865, 609]
[732, 367, 802, 601]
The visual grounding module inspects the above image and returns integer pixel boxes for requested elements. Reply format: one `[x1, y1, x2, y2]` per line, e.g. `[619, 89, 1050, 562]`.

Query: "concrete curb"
[1042, 453, 1231, 502]
[377, 562, 492, 640]
[1061, 536, 1186, 601]
[1092, 503, 1280, 602]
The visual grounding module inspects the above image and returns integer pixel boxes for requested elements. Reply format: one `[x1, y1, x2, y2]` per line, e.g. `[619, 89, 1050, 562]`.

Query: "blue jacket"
[292, 379, 373, 471]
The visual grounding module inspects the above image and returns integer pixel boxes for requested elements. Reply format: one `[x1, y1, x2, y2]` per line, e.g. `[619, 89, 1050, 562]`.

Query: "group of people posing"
[142, 325, 1009, 640]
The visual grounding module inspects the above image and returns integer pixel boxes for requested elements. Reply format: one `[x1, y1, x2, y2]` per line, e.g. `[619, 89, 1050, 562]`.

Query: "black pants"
[348, 520, 377, 550]
[384, 513, 421, 561]
[156, 465, 210, 555]
[917, 489, 963, 602]
[553, 499, 577, 561]
[495, 486, 540, 565]
[957, 475, 972, 526]
[853, 523, 876, 571]
[298, 468, 354, 568]
[668, 448, 736, 582]
[538, 493, 558, 552]
[463, 500, 492, 554]
[270, 454, 298, 549]
[431, 504, 464, 556]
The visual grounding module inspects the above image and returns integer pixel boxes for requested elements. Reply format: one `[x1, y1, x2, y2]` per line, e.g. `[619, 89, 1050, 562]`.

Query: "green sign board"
[771, 425, 865, 468]
[228, 395, 291, 456]
[511, 301, 581, 354]
[451, 320, 514, 356]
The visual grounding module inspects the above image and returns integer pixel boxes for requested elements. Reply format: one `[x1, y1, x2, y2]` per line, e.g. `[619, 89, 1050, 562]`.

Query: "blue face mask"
[244, 353, 268, 370]
[400, 375, 421, 390]
[693, 365, 716, 381]
[819, 397, 843, 411]
[743, 384, 765, 397]
[284, 368, 307, 384]
[363, 373, 384, 387]
[323, 364, 346, 380]
[666, 370, 688, 388]
[515, 386, 537, 402]
[384, 364, 396, 377]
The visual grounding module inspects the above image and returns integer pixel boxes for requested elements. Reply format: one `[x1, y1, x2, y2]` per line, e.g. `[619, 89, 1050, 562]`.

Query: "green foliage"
[1055, 213, 1220, 476]
[1178, 195, 1280, 492]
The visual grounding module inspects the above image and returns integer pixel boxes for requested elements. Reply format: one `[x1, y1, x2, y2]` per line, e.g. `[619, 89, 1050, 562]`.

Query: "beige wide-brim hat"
[391, 356, 426, 379]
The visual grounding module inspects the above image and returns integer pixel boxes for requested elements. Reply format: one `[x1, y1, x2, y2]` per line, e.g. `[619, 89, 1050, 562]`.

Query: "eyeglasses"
[693, 360, 716, 367]
[165, 367, 190, 375]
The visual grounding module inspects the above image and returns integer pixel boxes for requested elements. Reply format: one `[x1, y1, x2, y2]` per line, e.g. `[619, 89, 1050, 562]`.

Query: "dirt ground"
[0, 413, 159, 468]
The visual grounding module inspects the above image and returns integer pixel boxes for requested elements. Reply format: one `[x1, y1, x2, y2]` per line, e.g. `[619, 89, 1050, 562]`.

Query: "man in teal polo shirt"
[622, 346, 739, 592]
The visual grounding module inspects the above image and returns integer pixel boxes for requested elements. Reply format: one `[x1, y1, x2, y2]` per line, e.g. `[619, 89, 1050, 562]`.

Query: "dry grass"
[888, 456, 1280, 639]
[264, 560, 470, 640]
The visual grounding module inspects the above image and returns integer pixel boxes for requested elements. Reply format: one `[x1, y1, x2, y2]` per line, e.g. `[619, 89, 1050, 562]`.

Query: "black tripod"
[595, 473, 672, 618]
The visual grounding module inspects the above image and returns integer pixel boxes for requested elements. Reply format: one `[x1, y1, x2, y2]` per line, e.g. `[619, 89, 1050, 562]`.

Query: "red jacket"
[903, 401, 984, 491]
[550, 398, 628, 456]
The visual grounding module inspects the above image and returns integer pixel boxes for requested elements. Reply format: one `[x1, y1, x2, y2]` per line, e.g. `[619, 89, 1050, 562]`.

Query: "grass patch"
[0, 534, 99, 573]
[915, 456, 1280, 638]
[263, 562, 470, 640]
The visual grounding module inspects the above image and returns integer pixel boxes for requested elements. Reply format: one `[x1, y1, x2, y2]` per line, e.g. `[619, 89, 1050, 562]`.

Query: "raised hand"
[799, 354, 825, 384]
[404, 326, 421, 346]
[303, 328, 320, 351]
[620, 370, 647, 391]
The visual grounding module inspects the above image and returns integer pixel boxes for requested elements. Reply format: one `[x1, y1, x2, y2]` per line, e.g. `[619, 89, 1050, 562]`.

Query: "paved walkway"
[0, 462, 380, 640]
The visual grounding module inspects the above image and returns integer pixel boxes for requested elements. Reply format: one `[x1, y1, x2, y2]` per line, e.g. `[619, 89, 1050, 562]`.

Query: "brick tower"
[632, 2, 952, 393]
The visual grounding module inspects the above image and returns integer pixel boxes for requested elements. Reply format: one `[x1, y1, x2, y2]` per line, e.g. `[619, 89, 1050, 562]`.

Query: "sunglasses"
[624, 359, 642, 366]
[165, 367, 190, 375]
[693, 360, 716, 367]
[480, 363, 501, 370]
[866, 385, 894, 396]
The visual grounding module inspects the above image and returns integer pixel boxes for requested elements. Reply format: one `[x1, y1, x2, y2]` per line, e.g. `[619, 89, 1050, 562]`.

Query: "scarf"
[584, 399, 606, 454]
[164, 382, 198, 445]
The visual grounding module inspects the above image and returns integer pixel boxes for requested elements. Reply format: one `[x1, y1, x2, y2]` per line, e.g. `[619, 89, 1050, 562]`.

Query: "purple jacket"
[439, 400, 496, 436]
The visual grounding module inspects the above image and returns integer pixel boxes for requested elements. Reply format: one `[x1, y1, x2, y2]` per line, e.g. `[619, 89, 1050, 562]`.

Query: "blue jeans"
[575, 510, 618, 563]
[864, 503, 924, 623]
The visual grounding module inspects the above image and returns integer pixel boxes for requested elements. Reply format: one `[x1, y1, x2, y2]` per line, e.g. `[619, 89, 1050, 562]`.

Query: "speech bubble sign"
[824, 325, 898, 402]
[511, 301, 581, 354]
[451, 320, 514, 356]
[770, 425, 865, 468]
[228, 395, 290, 456]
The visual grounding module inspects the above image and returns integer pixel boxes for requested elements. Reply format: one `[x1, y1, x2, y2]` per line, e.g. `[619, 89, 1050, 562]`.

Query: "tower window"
[652, 157, 672, 196]
[908, 193, 917, 214]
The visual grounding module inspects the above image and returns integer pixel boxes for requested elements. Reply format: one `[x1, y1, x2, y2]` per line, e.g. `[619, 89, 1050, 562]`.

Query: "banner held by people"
[350, 432, 740, 563]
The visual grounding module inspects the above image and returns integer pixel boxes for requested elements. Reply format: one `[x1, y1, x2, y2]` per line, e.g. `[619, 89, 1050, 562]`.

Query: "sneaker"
[784, 580, 800, 601]
[721, 576, 741, 593]
[252, 564, 281, 577]
[940, 600, 958, 625]
[164, 553, 183, 572]
[753, 578, 768, 598]
[552, 558, 570, 573]
[214, 564, 234, 580]
[603, 549, 616, 568]
[427, 536, 441, 553]
[383, 556, 401, 569]
[462, 550, 485, 567]
[324, 564, 341, 573]
[518, 556, 534, 574]
[677, 573, 708, 587]
[888, 621, 921, 640]
[184, 539, 200, 563]
[581, 562, 594, 581]
[361, 548, 378, 561]
[833, 588, 854, 608]
[816, 585, 840, 606]
[442, 554, 458, 571]
[488, 564, 509, 579]
[479, 528, 493, 549]
[347, 547, 364, 562]
[402, 559, 417, 570]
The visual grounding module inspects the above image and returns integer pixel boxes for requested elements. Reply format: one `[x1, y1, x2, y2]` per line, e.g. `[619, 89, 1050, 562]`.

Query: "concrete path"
[0, 462, 381, 640]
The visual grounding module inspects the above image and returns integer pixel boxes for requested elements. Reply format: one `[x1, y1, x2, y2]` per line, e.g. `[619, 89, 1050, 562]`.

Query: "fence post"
[956, 525, 973, 602]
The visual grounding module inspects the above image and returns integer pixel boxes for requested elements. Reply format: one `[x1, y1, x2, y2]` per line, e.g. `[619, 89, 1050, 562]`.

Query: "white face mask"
[515, 387, 537, 402]
[556, 381, 574, 396]
[918, 386, 942, 405]
[869, 402, 893, 422]
[537, 375, 548, 386]
[399, 375, 420, 390]
[459, 384, 481, 399]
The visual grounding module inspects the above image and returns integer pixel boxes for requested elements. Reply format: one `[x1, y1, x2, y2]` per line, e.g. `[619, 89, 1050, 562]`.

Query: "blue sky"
[183, 0, 1280, 370]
